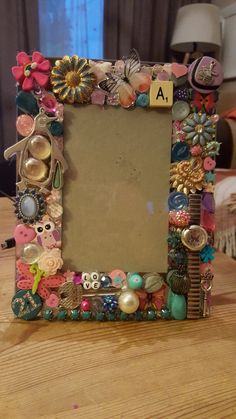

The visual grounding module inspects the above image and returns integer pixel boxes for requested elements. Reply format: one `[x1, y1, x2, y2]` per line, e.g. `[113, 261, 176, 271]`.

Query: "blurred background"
[0, 0, 236, 257]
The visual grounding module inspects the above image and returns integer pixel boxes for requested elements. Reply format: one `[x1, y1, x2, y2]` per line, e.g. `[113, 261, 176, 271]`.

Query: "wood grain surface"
[0, 197, 236, 419]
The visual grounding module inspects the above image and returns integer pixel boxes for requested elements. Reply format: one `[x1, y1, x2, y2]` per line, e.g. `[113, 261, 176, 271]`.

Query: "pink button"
[14, 224, 36, 244]
[203, 157, 216, 171]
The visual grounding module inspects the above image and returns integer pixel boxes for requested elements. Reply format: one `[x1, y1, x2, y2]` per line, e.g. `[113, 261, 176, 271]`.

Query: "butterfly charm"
[16, 260, 65, 306]
[99, 49, 151, 108]
[136, 285, 166, 311]
[191, 91, 218, 114]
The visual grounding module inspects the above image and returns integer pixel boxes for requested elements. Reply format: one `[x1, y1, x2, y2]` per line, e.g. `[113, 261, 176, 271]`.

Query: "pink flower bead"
[80, 299, 91, 311]
[191, 145, 203, 156]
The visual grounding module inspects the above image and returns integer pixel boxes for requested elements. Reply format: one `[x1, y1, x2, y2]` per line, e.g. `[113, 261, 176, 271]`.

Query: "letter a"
[156, 87, 165, 100]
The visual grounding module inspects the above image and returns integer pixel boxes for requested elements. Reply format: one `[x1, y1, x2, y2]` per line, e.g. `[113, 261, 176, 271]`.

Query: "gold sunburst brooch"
[51, 55, 97, 104]
[170, 157, 205, 195]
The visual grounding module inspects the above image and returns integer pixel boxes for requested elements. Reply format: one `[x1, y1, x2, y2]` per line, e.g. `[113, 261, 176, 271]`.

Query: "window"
[38, 0, 104, 59]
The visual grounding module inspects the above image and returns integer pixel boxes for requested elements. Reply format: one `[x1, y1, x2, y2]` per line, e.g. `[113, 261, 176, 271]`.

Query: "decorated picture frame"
[4, 49, 223, 321]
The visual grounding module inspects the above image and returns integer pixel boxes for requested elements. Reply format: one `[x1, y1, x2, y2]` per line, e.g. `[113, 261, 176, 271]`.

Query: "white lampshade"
[171, 3, 222, 53]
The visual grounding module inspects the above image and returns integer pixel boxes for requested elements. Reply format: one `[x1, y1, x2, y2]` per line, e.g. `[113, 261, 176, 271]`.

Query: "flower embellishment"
[12, 51, 51, 91]
[191, 91, 218, 113]
[170, 157, 205, 194]
[182, 113, 215, 146]
[51, 55, 97, 104]
[38, 248, 63, 276]
[17, 260, 64, 306]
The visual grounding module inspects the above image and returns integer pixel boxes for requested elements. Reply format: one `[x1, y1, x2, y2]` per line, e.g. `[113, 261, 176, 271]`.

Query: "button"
[127, 273, 143, 289]
[171, 142, 190, 162]
[168, 191, 189, 211]
[14, 224, 36, 244]
[11, 290, 42, 320]
[203, 157, 216, 171]
[181, 225, 208, 251]
[172, 101, 190, 121]
[109, 269, 126, 288]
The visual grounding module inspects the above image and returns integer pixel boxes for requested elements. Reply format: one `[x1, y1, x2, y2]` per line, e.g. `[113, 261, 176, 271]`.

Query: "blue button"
[168, 191, 189, 210]
[171, 142, 190, 162]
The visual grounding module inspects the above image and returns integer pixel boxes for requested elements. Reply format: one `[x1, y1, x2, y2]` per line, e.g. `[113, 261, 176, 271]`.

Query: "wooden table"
[0, 197, 236, 419]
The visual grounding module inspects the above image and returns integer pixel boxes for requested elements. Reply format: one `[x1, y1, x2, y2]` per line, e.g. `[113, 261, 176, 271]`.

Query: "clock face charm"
[181, 225, 208, 251]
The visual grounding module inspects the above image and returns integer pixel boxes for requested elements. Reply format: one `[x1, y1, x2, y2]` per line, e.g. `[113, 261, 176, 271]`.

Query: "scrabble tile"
[149, 81, 173, 108]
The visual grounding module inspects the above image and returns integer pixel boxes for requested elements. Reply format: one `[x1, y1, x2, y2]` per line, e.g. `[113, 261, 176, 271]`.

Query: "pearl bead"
[22, 158, 48, 181]
[81, 299, 91, 311]
[118, 290, 139, 314]
[28, 135, 51, 160]
[16, 115, 34, 137]
[21, 243, 43, 264]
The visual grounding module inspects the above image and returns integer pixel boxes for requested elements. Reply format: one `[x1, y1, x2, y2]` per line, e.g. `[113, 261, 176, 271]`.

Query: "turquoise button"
[128, 273, 143, 289]
[12, 289, 42, 320]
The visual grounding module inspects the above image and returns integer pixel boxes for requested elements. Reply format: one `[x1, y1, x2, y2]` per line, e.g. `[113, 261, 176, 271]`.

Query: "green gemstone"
[160, 306, 171, 320]
[70, 309, 79, 320]
[134, 310, 143, 321]
[171, 293, 187, 320]
[81, 311, 92, 320]
[43, 309, 54, 321]
[127, 273, 143, 289]
[57, 310, 67, 320]
[49, 121, 64, 136]
[119, 312, 129, 321]
[96, 312, 105, 321]
[16, 91, 39, 115]
[147, 309, 156, 320]
[106, 312, 116, 321]
[53, 161, 62, 190]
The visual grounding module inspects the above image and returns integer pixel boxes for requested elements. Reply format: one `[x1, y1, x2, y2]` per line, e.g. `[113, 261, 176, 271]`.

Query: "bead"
[174, 88, 189, 101]
[22, 158, 48, 181]
[49, 121, 63, 136]
[118, 290, 139, 314]
[83, 280, 92, 290]
[136, 93, 149, 107]
[43, 309, 54, 320]
[14, 224, 36, 244]
[96, 312, 105, 321]
[73, 273, 82, 285]
[172, 101, 190, 121]
[91, 280, 100, 289]
[12, 290, 42, 320]
[134, 310, 143, 321]
[181, 225, 208, 251]
[103, 295, 118, 312]
[143, 273, 164, 293]
[16, 91, 39, 115]
[82, 272, 91, 282]
[28, 135, 51, 160]
[81, 311, 91, 320]
[80, 299, 91, 311]
[70, 309, 79, 320]
[160, 306, 171, 320]
[147, 309, 156, 320]
[100, 275, 112, 288]
[119, 312, 129, 320]
[57, 309, 67, 320]
[52, 161, 63, 190]
[106, 312, 116, 321]
[168, 192, 188, 211]
[16, 114, 34, 137]
[170, 292, 187, 320]
[91, 272, 100, 281]
[127, 273, 143, 289]
[21, 243, 43, 264]
[40, 93, 58, 113]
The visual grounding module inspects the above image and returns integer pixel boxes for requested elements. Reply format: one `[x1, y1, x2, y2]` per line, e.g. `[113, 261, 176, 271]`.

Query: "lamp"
[171, 3, 222, 64]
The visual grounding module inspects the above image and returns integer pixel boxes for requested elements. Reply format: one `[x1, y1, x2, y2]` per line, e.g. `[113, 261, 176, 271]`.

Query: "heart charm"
[172, 63, 188, 79]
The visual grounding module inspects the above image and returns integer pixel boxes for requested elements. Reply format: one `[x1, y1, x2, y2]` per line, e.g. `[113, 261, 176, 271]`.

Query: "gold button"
[181, 225, 208, 251]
